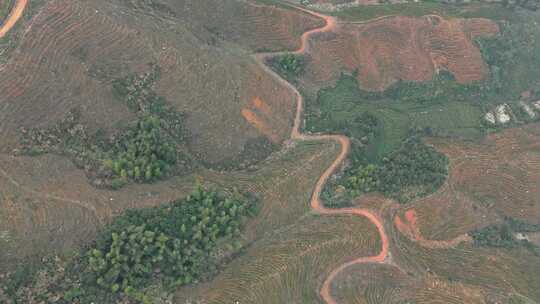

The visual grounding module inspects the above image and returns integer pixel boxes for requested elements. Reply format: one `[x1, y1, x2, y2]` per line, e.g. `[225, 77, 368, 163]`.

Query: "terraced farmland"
[300, 15, 498, 91]
[1, 0, 540, 303]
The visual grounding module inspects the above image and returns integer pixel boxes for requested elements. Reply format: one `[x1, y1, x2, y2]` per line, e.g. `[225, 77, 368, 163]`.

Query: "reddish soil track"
[254, 6, 389, 304]
[0, 0, 27, 39]
[394, 209, 471, 249]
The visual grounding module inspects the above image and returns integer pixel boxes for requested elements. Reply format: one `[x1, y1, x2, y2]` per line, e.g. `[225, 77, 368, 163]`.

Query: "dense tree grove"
[90, 187, 250, 289]
[342, 137, 448, 203]
[375, 137, 448, 201]
[103, 115, 177, 183]
[270, 53, 305, 81]
[84, 186, 256, 301]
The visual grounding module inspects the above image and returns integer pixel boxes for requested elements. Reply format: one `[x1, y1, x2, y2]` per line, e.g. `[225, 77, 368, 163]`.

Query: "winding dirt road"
[0, 0, 27, 39]
[253, 6, 389, 304]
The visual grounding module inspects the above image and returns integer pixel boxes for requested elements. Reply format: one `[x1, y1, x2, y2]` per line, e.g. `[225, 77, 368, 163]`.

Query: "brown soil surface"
[303, 15, 499, 91]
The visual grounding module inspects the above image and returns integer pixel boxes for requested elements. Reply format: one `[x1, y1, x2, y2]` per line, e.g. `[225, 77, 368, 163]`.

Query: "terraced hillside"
[409, 124, 540, 241]
[302, 15, 499, 91]
[0, 0, 325, 166]
[0, 0, 324, 268]
[1, 0, 540, 303]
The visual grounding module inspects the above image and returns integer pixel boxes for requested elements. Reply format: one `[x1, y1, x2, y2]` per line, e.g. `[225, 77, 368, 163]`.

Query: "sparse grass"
[327, 2, 461, 21]
[0, 0, 13, 23]
[18, 67, 195, 189]
[393, 227, 540, 301]
[327, 2, 514, 22]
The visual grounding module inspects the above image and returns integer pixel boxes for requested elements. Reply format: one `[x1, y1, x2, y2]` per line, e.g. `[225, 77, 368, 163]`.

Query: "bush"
[103, 115, 177, 182]
[375, 137, 448, 202]
[19, 67, 190, 189]
[334, 136, 448, 204]
[270, 54, 305, 81]
[85, 186, 257, 298]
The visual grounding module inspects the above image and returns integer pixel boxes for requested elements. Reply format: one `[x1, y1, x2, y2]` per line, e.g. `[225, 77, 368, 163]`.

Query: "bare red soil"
[303, 15, 499, 91]
[394, 209, 471, 249]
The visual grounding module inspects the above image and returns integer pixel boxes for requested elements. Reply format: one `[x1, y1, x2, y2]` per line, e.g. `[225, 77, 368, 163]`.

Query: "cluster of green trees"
[103, 115, 177, 184]
[375, 137, 448, 202]
[342, 137, 448, 203]
[83, 186, 256, 301]
[470, 218, 540, 255]
[270, 53, 305, 81]
[346, 164, 378, 197]
[20, 66, 190, 189]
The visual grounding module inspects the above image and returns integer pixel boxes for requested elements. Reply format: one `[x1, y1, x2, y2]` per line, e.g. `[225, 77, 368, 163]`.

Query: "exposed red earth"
[394, 209, 471, 249]
[303, 14, 499, 91]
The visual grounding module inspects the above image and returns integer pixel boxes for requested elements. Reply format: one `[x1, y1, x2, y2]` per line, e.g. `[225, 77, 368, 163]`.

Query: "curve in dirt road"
[0, 0, 27, 39]
[253, 5, 389, 304]
[394, 209, 471, 249]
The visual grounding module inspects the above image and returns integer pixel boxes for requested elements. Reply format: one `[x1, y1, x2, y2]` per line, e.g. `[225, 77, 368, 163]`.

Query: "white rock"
[520, 101, 536, 118]
[484, 112, 496, 124]
[495, 104, 511, 124]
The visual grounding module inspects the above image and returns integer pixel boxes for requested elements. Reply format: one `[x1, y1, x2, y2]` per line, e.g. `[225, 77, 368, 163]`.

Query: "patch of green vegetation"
[470, 217, 540, 255]
[328, 136, 448, 205]
[86, 186, 255, 300]
[2, 186, 258, 303]
[308, 72, 485, 205]
[269, 53, 305, 83]
[306, 73, 486, 160]
[18, 66, 193, 189]
[102, 115, 178, 183]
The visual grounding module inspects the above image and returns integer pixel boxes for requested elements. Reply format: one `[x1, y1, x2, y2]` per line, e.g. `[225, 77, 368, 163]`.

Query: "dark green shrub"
[85, 186, 257, 298]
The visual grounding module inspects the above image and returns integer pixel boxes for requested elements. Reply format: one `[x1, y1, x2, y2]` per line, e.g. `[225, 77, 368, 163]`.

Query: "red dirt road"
[253, 6, 389, 304]
[0, 0, 27, 39]
[394, 209, 471, 249]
